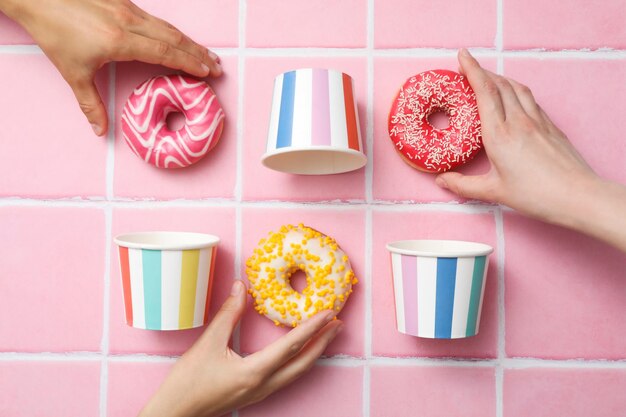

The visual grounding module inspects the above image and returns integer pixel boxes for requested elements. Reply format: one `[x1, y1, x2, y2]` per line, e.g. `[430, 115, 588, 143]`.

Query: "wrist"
[555, 174, 612, 233]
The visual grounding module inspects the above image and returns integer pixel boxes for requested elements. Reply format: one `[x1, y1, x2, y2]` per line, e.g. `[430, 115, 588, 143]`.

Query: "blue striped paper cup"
[386, 240, 493, 339]
[114, 232, 220, 331]
[262, 68, 367, 175]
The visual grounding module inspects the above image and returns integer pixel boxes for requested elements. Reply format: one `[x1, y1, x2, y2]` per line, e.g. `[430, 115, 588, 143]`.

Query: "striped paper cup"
[386, 240, 493, 339]
[114, 232, 219, 331]
[262, 68, 366, 175]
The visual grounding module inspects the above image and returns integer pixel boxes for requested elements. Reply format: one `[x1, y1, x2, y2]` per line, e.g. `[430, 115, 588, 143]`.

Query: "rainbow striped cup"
[386, 240, 493, 339]
[114, 232, 219, 331]
[262, 68, 367, 175]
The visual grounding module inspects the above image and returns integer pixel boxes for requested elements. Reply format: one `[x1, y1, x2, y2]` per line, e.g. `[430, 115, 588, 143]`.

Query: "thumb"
[198, 280, 247, 349]
[70, 77, 108, 137]
[436, 172, 493, 202]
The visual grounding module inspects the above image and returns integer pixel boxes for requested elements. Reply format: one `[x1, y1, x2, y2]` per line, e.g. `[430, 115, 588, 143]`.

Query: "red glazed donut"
[388, 70, 482, 173]
[121, 74, 225, 169]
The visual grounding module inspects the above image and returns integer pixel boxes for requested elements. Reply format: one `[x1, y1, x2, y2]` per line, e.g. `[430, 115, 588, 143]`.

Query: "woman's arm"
[437, 49, 626, 253]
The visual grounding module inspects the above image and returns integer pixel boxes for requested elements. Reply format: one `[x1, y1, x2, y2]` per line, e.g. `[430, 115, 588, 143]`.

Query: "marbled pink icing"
[121, 75, 225, 169]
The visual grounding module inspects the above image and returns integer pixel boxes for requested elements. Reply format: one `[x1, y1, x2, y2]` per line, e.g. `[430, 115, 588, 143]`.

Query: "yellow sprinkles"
[246, 224, 358, 327]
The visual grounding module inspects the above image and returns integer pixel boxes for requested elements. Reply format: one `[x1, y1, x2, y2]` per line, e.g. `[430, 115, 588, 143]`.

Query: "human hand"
[0, 0, 222, 137]
[139, 280, 343, 417]
[436, 49, 598, 226]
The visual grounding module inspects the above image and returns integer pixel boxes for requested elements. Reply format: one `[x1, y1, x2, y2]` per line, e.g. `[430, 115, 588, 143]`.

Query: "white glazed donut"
[121, 74, 225, 169]
[246, 224, 358, 327]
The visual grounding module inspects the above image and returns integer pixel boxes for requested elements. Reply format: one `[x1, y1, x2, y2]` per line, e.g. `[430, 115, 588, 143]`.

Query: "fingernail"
[435, 176, 448, 189]
[231, 280, 243, 296]
[91, 123, 103, 136]
[201, 63, 210, 74]
[460, 48, 471, 58]
[333, 323, 344, 336]
[208, 50, 219, 61]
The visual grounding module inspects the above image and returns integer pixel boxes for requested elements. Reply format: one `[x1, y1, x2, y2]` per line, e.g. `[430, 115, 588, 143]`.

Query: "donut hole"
[427, 109, 450, 130]
[166, 111, 186, 131]
[289, 269, 308, 293]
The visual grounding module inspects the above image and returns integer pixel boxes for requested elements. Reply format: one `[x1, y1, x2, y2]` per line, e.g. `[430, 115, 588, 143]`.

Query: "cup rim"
[261, 146, 367, 175]
[386, 239, 493, 257]
[114, 231, 220, 250]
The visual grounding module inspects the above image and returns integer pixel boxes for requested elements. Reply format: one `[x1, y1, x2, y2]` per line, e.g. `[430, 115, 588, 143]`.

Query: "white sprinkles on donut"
[246, 224, 357, 327]
[121, 74, 225, 169]
[388, 70, 482, 172]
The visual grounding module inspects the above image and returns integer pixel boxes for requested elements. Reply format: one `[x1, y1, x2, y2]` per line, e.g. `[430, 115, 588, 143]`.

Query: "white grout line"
[496, 0, 504, 52]
[364, 3, 374, 414]
[232, 2, 247, 416]
[98, 61, 117, 417]
[0, 44, 41, 53]
[495, 207, 506, 417]
[1, 44, 625, 58]
[0, 196, 499, 211]
[2, 350, 624, 367]
[99, 207, 112, 417]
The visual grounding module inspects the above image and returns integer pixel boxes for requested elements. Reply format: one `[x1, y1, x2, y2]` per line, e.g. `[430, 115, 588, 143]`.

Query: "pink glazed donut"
[121, 74, 225, 169]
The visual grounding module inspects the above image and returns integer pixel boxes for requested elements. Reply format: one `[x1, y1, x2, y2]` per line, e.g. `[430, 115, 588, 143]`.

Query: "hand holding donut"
[437, 49, 626, 252]
[139, 281, 343, 417]
[0, 0, 222, 137]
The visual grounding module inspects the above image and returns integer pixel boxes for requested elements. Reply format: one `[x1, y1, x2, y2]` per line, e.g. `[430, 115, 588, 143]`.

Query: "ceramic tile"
[0, 207, 104, 352]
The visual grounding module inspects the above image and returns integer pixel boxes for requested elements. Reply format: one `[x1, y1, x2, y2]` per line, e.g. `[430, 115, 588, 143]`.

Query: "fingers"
[198, 280, 247, 349]
[458, 48, 505, 123]
[507, 78, 543, 121]
[436, 172, 497, 202]
[129, 16, 222, 77]
[256, 320, 343, 396]
[484, 70, 525, 119]
[70, 77, 108, 136]
[248, 310, 337, 376]
[116, 33, 211, 78]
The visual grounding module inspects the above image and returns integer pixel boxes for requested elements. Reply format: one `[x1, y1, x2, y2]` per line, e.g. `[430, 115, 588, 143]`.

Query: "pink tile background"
[107, 361, 173, 417]
[504, 213, 626, 359]
[504, 368, 626, 417]
[370, 366, 496, 417]
[503, 0, 626, 50]
[133, 0, 239, 47]
[246, 0, 367, 48]
[2, 0, 626, 416]
[0, 207, 104, 352]
[0, 361, 100, 417]
[240, 365, 363, 417]
[0, 55, 108, 198]
[374, 0, 497, 49]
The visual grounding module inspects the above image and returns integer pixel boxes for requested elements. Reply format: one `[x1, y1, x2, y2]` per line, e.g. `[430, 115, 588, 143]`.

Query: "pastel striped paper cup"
[386, 240, 493, 339]
[262, 68, 367, 175]
[114, 232, 219, 331]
